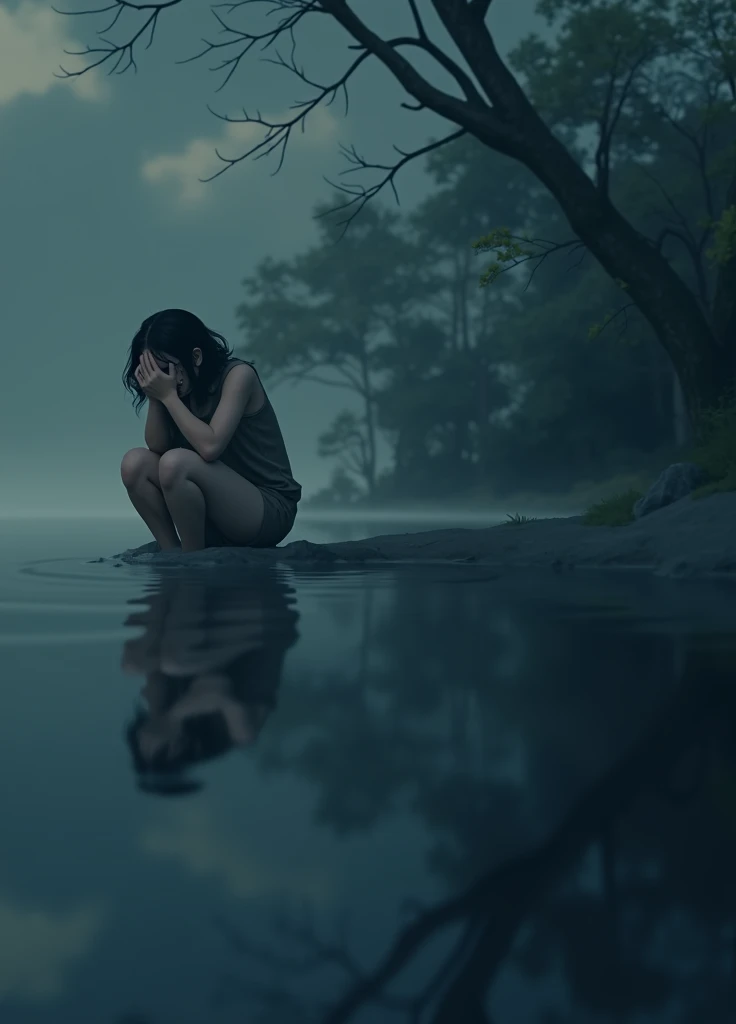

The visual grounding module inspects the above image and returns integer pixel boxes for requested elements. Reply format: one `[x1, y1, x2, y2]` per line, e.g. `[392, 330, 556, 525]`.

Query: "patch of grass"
[582, 489, 643, 527]
[688, 395, 736, 490]
[564, 469, 658, 509]
[503, 512, 538, 525]
[691, 464, 736, 499]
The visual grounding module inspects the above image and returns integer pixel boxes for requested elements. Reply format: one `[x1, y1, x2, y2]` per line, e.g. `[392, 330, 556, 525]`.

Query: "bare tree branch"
[320, 675, 723, 1023]
[594, 302, 637, 340]
[654, 94, 717, 223]
[201, 48, 372, 182]
[318, 0, 512, 145]
[322, 129, 466, 236]
[179, 1, 322, 91]
[53, 0, 182, 77]
[373, 36, 487, 108]
[55, 0, 509, 225]
[640, 165, 710, 306]
[406, 0, 427, 41]
[595, 48, 655, 197]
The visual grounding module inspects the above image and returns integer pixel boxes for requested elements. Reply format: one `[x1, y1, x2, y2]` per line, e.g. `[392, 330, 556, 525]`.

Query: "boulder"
[633, 462, 706, 519]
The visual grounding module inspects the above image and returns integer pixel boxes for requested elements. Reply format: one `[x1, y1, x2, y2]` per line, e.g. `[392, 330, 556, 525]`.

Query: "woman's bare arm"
[161, 364, 254, 462]
[144, 398, 173, 455]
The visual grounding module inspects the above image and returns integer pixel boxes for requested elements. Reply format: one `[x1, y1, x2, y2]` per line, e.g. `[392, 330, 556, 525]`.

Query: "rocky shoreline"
[112, 491, 736, 582]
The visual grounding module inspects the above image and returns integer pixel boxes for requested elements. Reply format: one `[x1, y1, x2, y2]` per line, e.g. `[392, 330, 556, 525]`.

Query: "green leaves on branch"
[473, 228, 536, 286]
[472, 227, 588, 289]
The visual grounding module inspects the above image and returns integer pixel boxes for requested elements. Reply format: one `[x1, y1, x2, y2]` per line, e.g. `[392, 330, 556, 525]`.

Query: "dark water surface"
[1, 516, 736, 1024]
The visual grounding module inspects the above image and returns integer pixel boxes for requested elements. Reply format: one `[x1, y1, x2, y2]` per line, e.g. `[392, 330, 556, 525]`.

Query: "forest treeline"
[233, 1, 735, 506]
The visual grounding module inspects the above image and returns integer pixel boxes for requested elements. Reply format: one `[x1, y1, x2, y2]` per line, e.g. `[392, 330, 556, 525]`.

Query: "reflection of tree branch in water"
[341, 679, 723, 1023]
[219, 671, 728, 1023]
[213, 910, 413, 1015]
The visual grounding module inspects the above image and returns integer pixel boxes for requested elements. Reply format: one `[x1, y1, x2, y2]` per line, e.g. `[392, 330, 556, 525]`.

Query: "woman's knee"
[158, 448, 201, 490]
[121, 447, 160, 490]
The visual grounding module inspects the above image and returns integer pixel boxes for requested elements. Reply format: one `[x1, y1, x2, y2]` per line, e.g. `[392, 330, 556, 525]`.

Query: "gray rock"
[279, 539, 339, 562]
[633, 462, 706, 519]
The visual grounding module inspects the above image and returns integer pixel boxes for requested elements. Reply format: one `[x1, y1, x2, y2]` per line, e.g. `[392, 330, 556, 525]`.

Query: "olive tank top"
[169, 358, 301, 507]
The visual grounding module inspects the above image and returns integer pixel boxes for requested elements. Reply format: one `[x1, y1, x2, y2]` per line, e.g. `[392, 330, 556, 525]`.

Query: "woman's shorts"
[204, 488, 297, 549]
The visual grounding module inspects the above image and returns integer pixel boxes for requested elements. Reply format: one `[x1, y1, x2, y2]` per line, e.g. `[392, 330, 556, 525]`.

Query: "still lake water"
[1, 515, 736, 1024]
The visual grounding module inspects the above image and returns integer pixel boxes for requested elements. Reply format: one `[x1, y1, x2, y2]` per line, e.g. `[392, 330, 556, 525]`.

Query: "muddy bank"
[109, 491, 736, 582]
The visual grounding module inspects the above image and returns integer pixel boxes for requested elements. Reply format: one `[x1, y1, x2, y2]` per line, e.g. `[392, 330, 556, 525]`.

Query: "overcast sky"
[0, 0, 541, 515]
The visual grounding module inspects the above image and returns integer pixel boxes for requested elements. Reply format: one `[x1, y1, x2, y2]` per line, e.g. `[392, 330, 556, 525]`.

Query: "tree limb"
[591, 303, 637, 340]
[201, 47, 372, 181]
[640, 166, 710, 307]
[54, 0, 183, 77]
[56, 0, 512, 220]
[318, 0, 514, 147]
[595, 48, 654, 197]
[322, 675, 724, 1022]
[474, 234, 586, 292]
[406, 0, 427, 40]
[180, 1, 322, 91]
[323, 129, 466, 234]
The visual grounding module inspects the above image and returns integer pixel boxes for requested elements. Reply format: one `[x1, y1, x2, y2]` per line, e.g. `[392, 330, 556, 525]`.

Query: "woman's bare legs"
[157, 448, 264, 553]
[120, 448, 181, 551]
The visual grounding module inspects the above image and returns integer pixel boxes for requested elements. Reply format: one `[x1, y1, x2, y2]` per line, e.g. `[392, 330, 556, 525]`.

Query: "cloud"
[141, 805, 333, 905]
[141, 106, 338, 207]
[0, 896, 103, 1001]
[0, 0, 109, 108]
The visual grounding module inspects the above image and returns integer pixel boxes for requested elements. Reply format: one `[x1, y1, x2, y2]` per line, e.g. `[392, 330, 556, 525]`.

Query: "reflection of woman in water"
[121, 572, 299, 794]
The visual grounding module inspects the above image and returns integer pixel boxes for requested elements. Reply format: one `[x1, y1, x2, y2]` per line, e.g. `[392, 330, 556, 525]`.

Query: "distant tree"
[317, 411, 375, 494]
[236, 201, 427, 494]
[396, 141, 539, 489]
[236, 198, 434, 491]
[309, 466, 363, 506]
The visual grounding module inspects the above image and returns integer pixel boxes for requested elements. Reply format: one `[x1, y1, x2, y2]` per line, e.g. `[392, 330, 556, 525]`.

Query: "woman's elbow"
[200, 442, 222, 463]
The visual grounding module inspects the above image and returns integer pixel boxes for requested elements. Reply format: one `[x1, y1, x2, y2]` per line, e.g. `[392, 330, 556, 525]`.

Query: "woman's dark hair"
[125, 699, 233, 796]
[124, 650, 282, 797]
[122, 308, 233, 413]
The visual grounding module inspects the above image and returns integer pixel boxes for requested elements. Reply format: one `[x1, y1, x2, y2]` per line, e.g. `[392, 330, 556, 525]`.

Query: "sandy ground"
[110, 491, 736, 583]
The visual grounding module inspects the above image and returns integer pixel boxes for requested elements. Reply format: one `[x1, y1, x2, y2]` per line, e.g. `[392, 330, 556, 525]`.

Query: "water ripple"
[0, 629, 136, 647]
[14, 555, 497, 594]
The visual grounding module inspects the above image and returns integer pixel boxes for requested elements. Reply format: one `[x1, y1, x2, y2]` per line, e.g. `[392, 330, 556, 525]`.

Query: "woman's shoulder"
[222, 359, 258, 383]
[222, 357, 258, 381]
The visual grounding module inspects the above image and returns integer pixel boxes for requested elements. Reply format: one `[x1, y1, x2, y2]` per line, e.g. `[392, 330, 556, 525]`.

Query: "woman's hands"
[136, 350, 177, 403]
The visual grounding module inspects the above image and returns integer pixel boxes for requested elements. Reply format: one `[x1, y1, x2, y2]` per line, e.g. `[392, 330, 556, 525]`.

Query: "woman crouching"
[120, 308, 301, 552]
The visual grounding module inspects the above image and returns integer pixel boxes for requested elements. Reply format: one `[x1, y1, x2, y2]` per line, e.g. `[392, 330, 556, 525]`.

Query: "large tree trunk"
[396, 4, 735, 423]
[711, 156, 736, 359]
[326, 0, 734, 420]
[444, 22, 732, 423]
[518, 137, 730, 423]
[672, 369, 690, 447]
